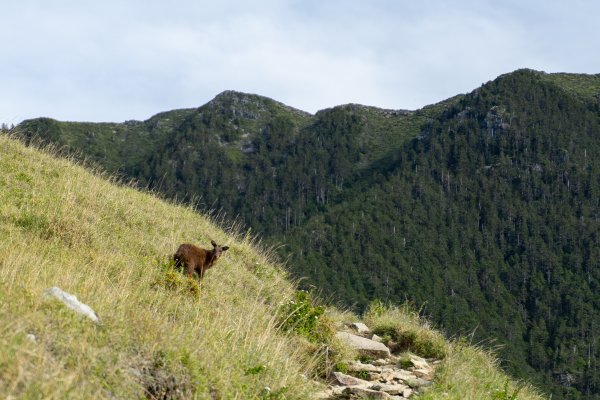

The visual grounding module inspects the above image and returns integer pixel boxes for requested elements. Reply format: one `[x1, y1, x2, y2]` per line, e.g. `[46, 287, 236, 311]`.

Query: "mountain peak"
[205, 90, 312, 118]
[212, 89, 259, 101]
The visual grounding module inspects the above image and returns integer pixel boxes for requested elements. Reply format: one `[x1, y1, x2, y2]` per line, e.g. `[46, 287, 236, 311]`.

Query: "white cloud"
[1, 0, 599, 122]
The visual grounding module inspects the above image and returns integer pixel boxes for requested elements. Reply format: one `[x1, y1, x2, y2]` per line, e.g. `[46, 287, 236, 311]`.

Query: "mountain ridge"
[13, 68, 600, 399]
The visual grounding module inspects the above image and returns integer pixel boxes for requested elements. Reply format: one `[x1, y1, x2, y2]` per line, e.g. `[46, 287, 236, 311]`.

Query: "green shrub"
[397, 353, 413, 369]
[244, 364, 267, 376]
[278, 290, 333, 344]
[333, 362, 349, 374]
[277, 290, 348, 378]
[153, 258, 200, 297]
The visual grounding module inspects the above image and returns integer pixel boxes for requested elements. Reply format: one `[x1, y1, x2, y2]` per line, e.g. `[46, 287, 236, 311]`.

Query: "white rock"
[26, 334, 37, 343]
[413, 367, 433, 379]
[393, 370, 417, 382]
[336, 332, 391, 359]
[348, 361, 382, 373]
[371, 334, 383, 342]
[330, 386, 346, 396]
[380, 368, 397, 382]
[343, 386, 391, 399]
[405, 377, 431, 389]
[331, 371, 370, 387]
[367, 372, 382, 381]
[369, 383, 409, 395]
[44, 287, 100, 323]
[350, 322, 371, 334]
[409, 355, 429, 370]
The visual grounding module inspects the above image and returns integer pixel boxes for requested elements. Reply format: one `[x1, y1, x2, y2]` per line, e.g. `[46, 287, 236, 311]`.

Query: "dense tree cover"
[283, 71, 600, 398]
[16, 70, 600, 398]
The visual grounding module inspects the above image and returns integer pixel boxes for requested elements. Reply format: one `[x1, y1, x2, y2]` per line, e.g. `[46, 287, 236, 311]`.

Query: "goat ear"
[211, 240, 217, 247]
[222, 246, 229, 251]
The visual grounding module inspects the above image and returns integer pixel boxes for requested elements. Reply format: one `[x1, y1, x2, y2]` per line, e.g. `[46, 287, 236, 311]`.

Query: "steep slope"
[13, 69, 600, 398]
[0, 134, 547, 400]
[0, 134, 323, 398]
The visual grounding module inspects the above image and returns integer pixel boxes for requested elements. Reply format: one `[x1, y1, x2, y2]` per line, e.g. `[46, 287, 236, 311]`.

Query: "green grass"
[363, 301, 448, 359]
[0, 134, 547, 399]
[418, 341, 544, 400]
[541, 72, 600, 103]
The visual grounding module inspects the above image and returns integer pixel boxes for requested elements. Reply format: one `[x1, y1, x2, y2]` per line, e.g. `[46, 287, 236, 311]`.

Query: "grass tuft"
[363, 300, 447, 359]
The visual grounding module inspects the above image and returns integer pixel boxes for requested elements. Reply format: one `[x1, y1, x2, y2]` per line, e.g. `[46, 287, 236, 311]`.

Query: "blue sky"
[2, 0, 599, 123]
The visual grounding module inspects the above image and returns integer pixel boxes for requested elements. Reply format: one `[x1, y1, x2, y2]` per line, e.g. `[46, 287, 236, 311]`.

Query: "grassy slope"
[0, 134, 546, 399]
[0, 134, 317, 399]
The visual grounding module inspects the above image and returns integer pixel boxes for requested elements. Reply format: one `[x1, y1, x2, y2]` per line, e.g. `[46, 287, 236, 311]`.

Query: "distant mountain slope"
[540, 71, 600, 103]
[15, 69, 600, 399]
[283, 70, 600, 398]
[18, 90, 446, 236]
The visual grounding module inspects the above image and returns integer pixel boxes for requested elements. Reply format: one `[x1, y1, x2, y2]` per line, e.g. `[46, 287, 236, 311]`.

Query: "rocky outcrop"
[335, 332, 391, 359]
[319, 324, 440, 399]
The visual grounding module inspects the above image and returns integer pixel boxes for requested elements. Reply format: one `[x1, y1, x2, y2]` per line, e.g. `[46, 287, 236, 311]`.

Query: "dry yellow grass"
[0, 134, 320, 399]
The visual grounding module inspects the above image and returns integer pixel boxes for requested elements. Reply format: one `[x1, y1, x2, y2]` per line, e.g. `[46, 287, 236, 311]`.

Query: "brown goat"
[173, 240, 229, 280]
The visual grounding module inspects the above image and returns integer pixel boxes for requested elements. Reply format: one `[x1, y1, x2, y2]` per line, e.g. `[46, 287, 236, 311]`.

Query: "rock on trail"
[318, 323, 440, 399]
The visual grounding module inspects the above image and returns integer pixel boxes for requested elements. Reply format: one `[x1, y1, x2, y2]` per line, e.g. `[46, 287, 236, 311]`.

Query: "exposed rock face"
[485, 105, 510, 136]
[319, 324, 439, 399]
[347, 361, 380, 373]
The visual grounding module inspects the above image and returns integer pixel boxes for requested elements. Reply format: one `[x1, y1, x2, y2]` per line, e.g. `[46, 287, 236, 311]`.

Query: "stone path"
[317, 323, 440, 399]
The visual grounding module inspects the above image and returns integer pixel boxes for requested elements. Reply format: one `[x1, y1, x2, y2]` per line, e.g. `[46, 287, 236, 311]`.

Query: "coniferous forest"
[16, 69, 600, 399]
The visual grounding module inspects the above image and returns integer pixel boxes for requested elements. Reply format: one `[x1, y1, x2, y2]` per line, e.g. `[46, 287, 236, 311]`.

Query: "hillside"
[0, 134, 322, 398]
[0, 134, 548, 399]
[14, 69, 600, 398]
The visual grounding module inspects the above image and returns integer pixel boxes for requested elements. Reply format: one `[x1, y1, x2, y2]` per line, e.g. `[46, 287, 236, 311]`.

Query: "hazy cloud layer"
[2, 0, 599, 123]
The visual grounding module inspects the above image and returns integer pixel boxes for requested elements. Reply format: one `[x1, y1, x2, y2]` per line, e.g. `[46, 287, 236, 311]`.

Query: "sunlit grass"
[0, 134, 319, 399]
[419, 340, 545, 400]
